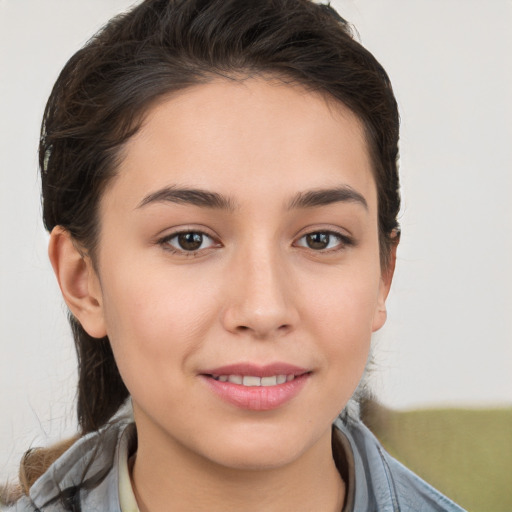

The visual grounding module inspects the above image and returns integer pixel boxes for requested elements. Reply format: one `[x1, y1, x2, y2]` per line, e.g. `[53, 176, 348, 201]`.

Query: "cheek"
[98, 264, 219, 376]
[98, 275, 217, 417]
[305, 262, 381, 327]
[311, 291, 374, 413]
[302, 266, 379, 369]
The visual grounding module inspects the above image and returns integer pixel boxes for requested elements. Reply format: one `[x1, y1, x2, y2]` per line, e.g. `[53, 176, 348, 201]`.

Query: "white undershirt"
[117, 432, 139, 512]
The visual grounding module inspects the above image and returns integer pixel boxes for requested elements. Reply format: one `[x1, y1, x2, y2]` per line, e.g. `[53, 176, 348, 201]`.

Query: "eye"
[295, 231, 350, 251]
[162, 231, 217, 253]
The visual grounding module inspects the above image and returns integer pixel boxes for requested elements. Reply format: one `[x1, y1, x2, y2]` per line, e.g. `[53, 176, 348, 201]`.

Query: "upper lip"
[200, 362, 310, 378]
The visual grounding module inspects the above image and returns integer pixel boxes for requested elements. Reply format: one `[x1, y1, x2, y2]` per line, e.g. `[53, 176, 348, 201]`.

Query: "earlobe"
[372, 239, 398, 333]
[48, 227, 107, 339]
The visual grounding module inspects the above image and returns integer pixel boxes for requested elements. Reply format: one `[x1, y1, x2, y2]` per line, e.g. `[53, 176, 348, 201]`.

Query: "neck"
[130, 420, 345, 512]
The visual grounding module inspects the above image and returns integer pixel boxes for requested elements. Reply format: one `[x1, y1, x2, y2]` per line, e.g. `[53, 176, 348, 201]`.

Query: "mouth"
[209, 374, 298, 386]
[200, 363, 311, 410]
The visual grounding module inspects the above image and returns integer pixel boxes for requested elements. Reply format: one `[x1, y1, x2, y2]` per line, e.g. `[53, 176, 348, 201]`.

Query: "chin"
[199, 424, 322, 472]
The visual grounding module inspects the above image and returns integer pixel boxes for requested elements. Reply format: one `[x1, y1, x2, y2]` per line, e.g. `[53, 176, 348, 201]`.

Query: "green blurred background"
[362, 400, 512, 512]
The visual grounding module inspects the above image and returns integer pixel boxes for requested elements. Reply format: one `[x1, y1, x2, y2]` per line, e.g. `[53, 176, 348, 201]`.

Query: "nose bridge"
[222, 235, 298, 337]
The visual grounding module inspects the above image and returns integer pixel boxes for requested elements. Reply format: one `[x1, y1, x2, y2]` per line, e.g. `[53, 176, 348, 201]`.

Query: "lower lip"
[202, 374, 310, 411]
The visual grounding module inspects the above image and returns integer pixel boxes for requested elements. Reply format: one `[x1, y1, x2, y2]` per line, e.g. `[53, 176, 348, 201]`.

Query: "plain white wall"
[1, 0, 511, 483]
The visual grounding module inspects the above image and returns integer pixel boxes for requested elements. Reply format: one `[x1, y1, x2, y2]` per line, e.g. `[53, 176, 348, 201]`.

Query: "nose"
[221, 247, 299, 339]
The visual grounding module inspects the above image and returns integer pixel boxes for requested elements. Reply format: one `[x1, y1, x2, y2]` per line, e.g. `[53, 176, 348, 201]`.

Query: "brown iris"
[305, 232, 331, 250]
[177, 232, 204, 251]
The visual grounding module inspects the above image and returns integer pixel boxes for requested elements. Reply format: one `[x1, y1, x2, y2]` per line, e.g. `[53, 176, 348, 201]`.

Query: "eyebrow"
[137, 186, 236, 211]
[287, 186, 368, 210]
[136, 184, 367, 212]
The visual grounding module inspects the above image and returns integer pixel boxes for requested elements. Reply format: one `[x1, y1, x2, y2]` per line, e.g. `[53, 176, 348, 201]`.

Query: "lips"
[212, 374, 294, 386]
[200, 363, 310, 411]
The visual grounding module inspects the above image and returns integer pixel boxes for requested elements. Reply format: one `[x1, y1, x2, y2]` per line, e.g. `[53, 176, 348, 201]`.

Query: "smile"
[211, 374, 295, 386]
[201, 364, 311, 411]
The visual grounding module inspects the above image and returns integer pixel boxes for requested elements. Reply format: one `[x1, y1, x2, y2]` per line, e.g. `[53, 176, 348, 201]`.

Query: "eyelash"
[295, 230, 354, 252]
[158, 230, 219, 256]
[158, 229, 354, 256]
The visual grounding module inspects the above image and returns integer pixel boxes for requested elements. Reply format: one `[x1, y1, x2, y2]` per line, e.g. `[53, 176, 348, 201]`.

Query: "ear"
[372, 238, 398, 332]
[48, 226, 107, 339]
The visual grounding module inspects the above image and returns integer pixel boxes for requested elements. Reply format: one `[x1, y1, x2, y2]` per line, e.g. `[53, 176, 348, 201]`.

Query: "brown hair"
[40, 0, 399, 445]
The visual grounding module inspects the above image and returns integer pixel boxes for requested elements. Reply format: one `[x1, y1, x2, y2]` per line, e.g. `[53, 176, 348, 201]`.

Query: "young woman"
[4, 0, 465, 510]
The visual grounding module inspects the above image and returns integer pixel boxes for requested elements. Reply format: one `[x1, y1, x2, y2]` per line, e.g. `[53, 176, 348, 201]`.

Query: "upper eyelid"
[296, 231, 349, 243]
[293, 229, 355, 251]
[161, 231, 218, 244]
[293, 225, 353, 241]
[156, 225, 219, 241]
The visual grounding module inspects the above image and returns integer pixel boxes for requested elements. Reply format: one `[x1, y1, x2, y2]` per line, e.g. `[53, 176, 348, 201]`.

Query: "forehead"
[109, 78, 376, 211]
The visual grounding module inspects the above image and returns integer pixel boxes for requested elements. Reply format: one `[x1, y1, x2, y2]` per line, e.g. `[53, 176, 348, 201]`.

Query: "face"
[81, 78, 391, 470]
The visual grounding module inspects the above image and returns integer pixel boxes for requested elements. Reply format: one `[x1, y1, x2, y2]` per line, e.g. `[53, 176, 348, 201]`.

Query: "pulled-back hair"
[40, 0, 400, 436]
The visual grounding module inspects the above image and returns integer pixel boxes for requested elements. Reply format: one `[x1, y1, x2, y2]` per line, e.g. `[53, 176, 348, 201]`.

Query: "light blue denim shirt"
[334, 416, 466, 511]
[5, 413, 466, 511]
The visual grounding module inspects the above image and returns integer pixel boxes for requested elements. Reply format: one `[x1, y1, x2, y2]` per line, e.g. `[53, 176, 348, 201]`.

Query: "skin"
[50, 78, 395, 512]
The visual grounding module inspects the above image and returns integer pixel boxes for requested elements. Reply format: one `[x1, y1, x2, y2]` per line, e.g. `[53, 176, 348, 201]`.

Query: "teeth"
[214, 374, 293, 386]
[243, 376, 261, 386]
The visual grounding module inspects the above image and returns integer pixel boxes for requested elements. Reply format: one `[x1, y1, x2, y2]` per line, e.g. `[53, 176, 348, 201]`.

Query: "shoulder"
[334, 415, 467, 512]
[6, 419, 135, 512]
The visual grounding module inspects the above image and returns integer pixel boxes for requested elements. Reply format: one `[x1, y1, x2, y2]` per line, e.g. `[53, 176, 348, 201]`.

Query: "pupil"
[178, 232, 203, 251]
[307, 232, 329, 249]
